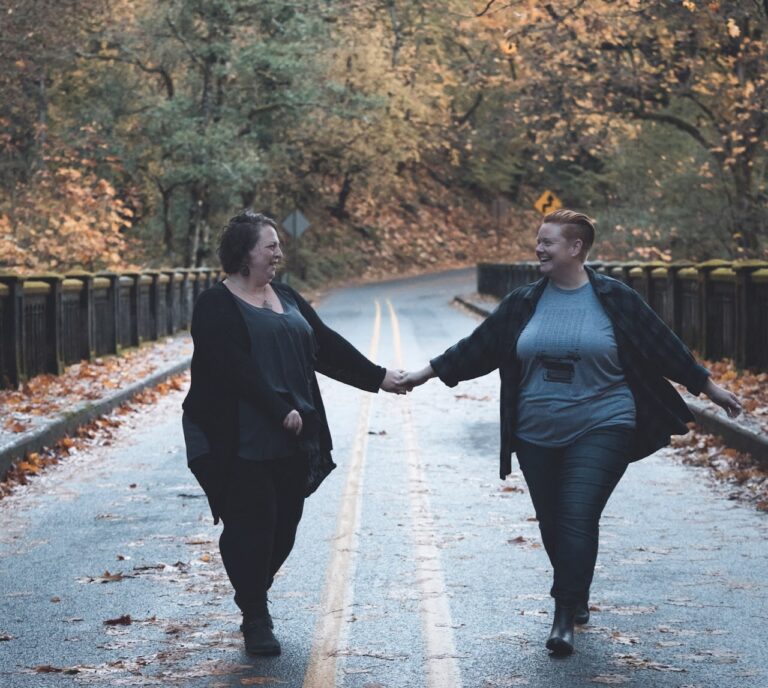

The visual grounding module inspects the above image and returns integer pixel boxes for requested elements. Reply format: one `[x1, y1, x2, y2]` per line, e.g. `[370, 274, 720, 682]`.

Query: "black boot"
[574, 600, 590, 625]
[546, 603, 575, 656]
[241, 616, 280, 656]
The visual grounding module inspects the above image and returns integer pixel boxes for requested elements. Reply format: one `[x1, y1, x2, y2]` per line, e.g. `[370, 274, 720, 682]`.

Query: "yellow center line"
[387, 298, 463, 688]
[303, 300, 381, 688]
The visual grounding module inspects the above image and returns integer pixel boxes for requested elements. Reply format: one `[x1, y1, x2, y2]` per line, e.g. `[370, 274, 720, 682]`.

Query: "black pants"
[514, 426, 632, 607]
[218, 454, 308, 618]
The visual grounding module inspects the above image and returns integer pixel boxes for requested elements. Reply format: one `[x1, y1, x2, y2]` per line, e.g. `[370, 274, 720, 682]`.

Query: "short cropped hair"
[217, 210, 277, 275]
[542, 209, 596, 259]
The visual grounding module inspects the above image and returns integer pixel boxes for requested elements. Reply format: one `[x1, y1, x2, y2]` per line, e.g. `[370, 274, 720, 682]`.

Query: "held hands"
[380, 365, 437, 394]
[380, 368, 409, 395]
[704, 378, 742, 419]
[401, 364, 435, 392]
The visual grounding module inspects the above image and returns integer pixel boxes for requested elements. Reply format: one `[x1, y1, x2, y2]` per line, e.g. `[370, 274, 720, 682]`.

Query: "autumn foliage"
[0, 0, 766, 279]
[0, 163, 135, 273]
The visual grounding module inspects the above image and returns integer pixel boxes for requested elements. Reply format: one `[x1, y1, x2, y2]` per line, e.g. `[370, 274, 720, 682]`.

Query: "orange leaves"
[4, 420, 28, 434]
[0, 162, 136, 274]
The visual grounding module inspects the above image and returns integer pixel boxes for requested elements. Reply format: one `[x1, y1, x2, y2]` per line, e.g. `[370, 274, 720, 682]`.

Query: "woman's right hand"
[283, 409, 303, 435]
[402, 364, 436, 391]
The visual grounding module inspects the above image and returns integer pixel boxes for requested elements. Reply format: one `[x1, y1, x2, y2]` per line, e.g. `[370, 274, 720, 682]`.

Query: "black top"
[182, 281, 386, 475]
[234, 290, 320, 460]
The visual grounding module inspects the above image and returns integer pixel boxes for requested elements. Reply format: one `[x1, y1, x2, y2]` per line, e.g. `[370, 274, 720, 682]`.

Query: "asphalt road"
[1, 268, 766, 688]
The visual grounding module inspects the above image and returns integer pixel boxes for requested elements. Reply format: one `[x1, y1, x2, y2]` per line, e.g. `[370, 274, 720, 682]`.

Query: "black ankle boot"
[546, 603, 575, 656]
[574, 600, 590, 625]
[241, 617, 280, 656]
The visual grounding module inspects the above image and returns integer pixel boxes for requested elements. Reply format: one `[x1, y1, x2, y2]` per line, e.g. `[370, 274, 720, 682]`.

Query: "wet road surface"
[1, 269, 766, 687]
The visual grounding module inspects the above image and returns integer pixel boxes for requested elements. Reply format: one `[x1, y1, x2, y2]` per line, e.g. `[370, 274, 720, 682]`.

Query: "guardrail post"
[665, 262, 694, 333]
[35, 274, 64, 375]
[733, 260, 767, 369]
[122, 272, 141, 347]
[97, 272, 121, 354]
[145, 271, 161, 341]
[178, 270, 191, 329]
[697, 260, 731, 360]
[0, 275, 25, 387]
[66, 271, 95, 361]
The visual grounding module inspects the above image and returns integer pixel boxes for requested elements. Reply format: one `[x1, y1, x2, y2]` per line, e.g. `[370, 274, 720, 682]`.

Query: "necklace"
[227, 279, 270, 309]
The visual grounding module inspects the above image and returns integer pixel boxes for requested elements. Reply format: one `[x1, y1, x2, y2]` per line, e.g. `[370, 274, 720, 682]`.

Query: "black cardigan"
[182, 281, 386, 469]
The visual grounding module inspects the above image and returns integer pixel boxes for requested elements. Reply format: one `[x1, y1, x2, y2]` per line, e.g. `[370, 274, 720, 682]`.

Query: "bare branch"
[631, 110, 717, 155]
[165, 14, 203, 67]
[75, 48, 175, 99]
[475, 0, 497, 17]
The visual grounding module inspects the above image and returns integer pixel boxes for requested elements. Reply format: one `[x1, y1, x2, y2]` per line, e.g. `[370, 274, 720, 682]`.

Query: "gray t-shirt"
[182, 288, 319, 464]
[234, 291, 319, 461]
[515, 281, 635, 447]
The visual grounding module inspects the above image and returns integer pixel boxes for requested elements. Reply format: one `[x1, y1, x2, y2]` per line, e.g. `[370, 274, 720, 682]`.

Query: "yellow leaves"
[498, 39, 517, 56]
[682, 0, 695, 10]
[726, 18, 740, 38]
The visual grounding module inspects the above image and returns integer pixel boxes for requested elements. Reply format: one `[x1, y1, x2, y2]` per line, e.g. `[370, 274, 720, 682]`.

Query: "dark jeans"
[515, 426, 632, 607]
[217, 454, 308, 618]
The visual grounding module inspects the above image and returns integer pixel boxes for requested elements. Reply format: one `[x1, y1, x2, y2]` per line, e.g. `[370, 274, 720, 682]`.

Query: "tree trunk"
[730, 160, 762, 255]
[185, 186, 202, 267]
[329, 173, 352, 219]
[157, 182, 175, 259]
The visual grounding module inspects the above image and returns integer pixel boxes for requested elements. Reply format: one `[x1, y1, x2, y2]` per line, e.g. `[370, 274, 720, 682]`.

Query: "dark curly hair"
[217, 210, 278, 275]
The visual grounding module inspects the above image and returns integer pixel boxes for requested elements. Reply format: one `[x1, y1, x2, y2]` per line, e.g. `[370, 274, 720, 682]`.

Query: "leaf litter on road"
[103, 614, 132, 626]
[591, 675, 630, 685]
[614, 652, 686, 672]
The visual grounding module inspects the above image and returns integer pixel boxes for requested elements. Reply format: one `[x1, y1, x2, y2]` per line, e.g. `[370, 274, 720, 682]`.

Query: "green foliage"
[1, 0, 766, 277]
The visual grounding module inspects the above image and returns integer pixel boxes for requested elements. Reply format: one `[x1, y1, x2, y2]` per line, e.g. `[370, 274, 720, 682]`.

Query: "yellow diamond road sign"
[534, 190, 562, 215]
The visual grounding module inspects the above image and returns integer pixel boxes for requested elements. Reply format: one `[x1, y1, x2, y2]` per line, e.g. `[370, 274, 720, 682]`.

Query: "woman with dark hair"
[182, 210, 406, 655]
[403, 209, 741, 656]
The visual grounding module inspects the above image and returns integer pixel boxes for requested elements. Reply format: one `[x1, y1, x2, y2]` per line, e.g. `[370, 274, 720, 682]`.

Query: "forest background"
[1, 0, 766, 287]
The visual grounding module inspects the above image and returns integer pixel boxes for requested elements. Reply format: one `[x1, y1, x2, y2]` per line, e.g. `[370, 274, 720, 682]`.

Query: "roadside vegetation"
[1, 1, 765, 285]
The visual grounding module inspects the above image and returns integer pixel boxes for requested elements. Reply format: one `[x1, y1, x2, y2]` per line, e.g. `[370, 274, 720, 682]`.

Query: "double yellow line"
[303, 299, 462, 688]
[303, 302, 381, 687]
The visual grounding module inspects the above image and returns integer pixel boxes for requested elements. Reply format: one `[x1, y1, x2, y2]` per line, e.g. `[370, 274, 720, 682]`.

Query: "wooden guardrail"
[0, 268, 223, 389]
[477, 260, 768, 371]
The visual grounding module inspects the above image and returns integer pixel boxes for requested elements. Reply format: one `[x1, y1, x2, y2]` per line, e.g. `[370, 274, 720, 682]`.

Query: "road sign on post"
[534, 190, 562, 215]
[281, 210, 311, 285]
[283, 210, 310, 240]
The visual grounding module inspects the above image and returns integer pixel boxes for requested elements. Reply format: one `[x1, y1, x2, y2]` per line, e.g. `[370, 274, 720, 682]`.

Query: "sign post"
[281, 210, 311, 284]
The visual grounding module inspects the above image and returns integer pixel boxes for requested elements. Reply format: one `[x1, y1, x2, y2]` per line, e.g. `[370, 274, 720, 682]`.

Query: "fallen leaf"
[88, 570, 129, 583]
[103, 614, 132, 626]
[591, 676, 629, 685]
[240, 678, 288, 686]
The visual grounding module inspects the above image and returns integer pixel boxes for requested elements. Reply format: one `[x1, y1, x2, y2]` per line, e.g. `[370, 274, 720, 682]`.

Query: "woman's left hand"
[380, 368, 408, 394]
[283, 409, 303, 435]
[704, 378, 742, 419]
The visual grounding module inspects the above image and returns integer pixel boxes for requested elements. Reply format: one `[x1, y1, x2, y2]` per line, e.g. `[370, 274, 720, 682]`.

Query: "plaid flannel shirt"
[430, 267, 710, 479]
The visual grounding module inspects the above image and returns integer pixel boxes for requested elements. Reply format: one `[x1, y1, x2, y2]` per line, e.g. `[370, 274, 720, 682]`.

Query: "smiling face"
[535, 222, 584, 277]
[246, 225, 283, 283]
